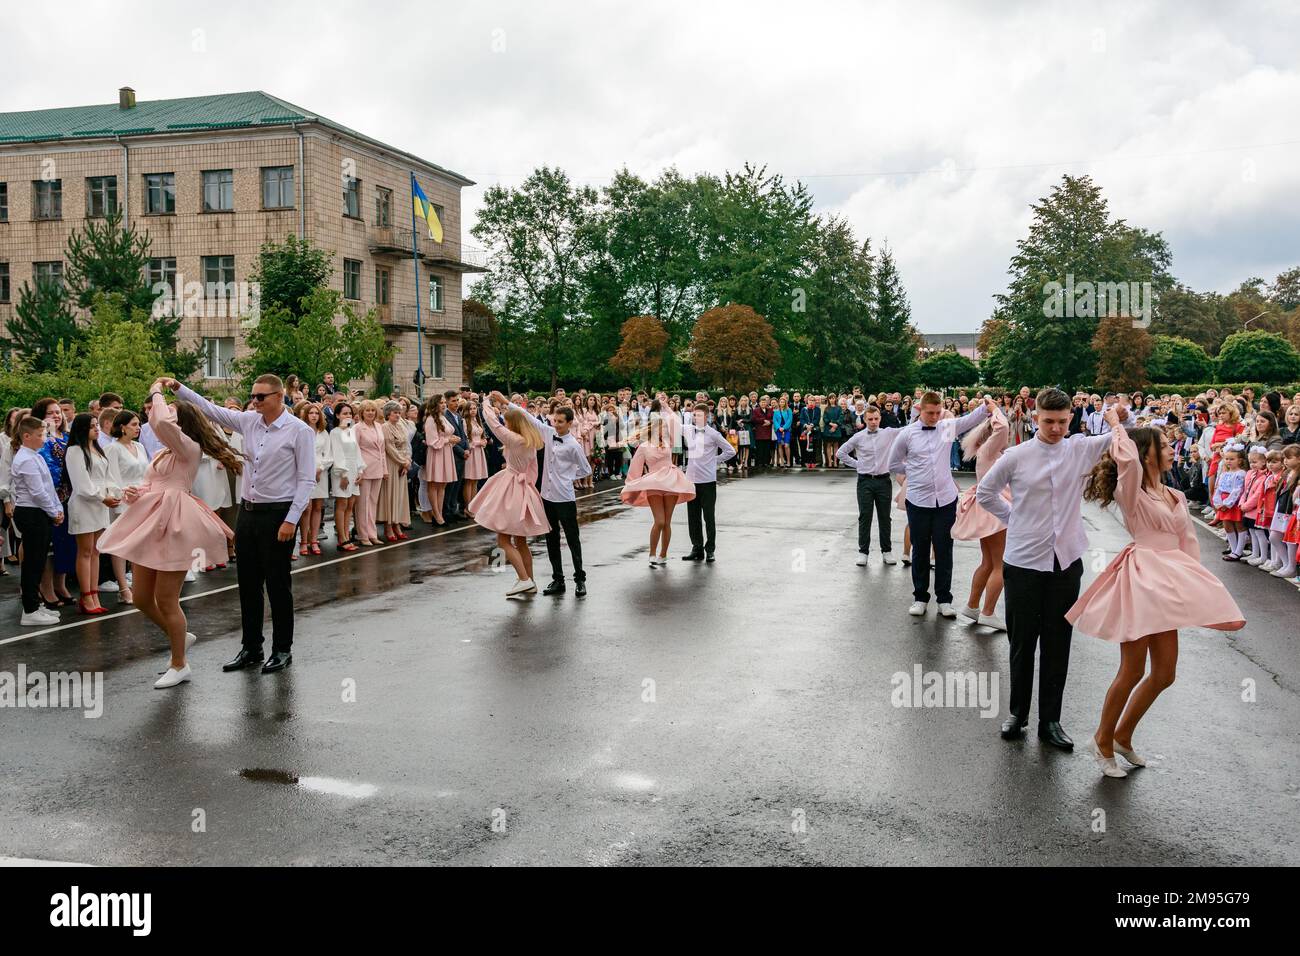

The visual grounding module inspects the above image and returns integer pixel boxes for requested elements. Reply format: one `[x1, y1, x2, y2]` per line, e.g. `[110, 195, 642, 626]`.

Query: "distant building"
[920, 332, 981, 364]
[0, 88, 483, 391]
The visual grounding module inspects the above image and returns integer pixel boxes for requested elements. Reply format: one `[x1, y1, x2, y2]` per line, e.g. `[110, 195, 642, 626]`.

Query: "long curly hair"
[1083, 427, 1161, 508]
[172, 400, 244, 474]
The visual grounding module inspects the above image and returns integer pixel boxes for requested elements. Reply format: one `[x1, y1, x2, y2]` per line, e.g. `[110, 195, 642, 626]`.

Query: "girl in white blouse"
[296, 403, 333, 556]
[329, 401, 363, 551]
[66, 413, 119, 614]
[105, 410, 148, 604]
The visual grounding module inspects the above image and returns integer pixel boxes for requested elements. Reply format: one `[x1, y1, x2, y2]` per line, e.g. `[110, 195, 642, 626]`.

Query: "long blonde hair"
[504, 405, 544, 450]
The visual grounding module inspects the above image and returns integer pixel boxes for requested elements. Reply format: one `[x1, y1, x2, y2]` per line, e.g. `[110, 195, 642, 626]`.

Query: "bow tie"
[552, 435, 563, 443]
[921, 425, 936, 431]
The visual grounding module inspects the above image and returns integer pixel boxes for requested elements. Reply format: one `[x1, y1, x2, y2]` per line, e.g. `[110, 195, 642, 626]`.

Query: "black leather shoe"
[261, 651, 292, 674]
[705, 552, 715, 563]
[1038, 721, 1074, 750]
[575, 581, 587, 598]
[681, 551, 705, 561]
[222, 648, 265, 672]
[542, 580, 566, 596]
[1000, 715, 1027, 739]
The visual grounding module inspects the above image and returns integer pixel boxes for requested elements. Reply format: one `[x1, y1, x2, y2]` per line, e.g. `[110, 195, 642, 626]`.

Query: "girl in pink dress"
[953, 406, 1010, 630]
[354, 402, 387, 547]
[621, 406, 694, 566]
[471, 394, 549, 595]
[578, 397, 600, 490]
[98, 387, 241, 689]
[461, 402, 488, 509]
[1071, 407, 1245, 777]
[422, 395, 457, 526]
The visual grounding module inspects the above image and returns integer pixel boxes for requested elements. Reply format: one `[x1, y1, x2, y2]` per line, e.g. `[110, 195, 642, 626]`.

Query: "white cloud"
[8, 0, 1299, 331]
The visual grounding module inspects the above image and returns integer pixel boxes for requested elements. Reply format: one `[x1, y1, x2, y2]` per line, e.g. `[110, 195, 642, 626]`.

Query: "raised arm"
[953, 399, 991, 436]
[1106, 425, 1145, 516]
[510, 402, 554, 440]
[147, 392, 199, 466]
[175, 382, 245, 433]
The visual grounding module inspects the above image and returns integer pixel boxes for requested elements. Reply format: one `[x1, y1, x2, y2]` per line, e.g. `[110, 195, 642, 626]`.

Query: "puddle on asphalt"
[238, 768, 378, 798]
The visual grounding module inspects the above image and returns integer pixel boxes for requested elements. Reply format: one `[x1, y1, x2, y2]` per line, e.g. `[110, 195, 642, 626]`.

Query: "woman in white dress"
[329, 401, 363, 551]
[295, 403, 332, 556]
[105, 409, 149, 604]
[192, 431, 233, 569]
[66, 413, 119, 614]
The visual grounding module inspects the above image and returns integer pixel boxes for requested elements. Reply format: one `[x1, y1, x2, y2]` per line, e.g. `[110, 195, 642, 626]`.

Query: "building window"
[261, 166, 294, 209]
[144, 173, 175, 214]
[343, 176, 361, 218]
[0, 183, 9, 222]
[33, 180, 62, 220]
[203, 337, 236, 379]
[343, 259, 361, 299]
[375, 187, 392, 227]
[146, 257, 177, 296]
[86, 176, 118, 218]
[34, 261, 64, 288]
[375, 266, 390, 305]
[428, 275, 444, 312]
[202, 255, 235, 299]
[202, 169, 234, 212]
[0, 263, 9, 303]
[430, 343, 446, 379]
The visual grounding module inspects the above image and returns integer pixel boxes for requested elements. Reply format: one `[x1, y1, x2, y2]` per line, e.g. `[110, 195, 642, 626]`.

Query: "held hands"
[156, 377, 181, 391]
[53, 512, 64, 526]
[276, 521, 295, 542]
[1103, 405, 1121, 429]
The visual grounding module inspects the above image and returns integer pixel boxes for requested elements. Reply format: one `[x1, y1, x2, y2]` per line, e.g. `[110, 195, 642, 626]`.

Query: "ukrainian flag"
[411, 174, 444, 243]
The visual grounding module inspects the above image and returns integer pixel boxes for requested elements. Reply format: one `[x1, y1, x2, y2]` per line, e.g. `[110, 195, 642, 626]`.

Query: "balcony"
[368, 220, 487, 273]
[387, 305, 461, 333]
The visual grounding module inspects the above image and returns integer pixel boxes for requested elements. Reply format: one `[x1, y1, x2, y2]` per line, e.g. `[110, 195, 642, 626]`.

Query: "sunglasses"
[250, 391, 279, 402]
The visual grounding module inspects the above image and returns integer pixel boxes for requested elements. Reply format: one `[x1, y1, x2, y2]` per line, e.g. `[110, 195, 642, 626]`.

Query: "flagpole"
[410, 171, 425, 402]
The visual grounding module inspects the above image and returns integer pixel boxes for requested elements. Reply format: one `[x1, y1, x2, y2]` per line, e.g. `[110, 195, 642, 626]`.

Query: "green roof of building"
[0, 90, 473, 185]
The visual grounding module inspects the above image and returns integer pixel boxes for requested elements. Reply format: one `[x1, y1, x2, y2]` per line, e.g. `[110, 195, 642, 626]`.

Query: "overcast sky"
[8, 0, 1299, 332]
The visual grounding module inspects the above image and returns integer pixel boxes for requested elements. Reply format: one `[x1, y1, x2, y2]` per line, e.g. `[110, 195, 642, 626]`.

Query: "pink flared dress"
[953, 410, 1010, 541]
[463, 433, 488, 481]
[620, 441, 695, 507]
[422, 418, 458, 484]
[467, 411, 549, 537]
[98, 393, 235, 572]
[1066, 427, 1245, 643]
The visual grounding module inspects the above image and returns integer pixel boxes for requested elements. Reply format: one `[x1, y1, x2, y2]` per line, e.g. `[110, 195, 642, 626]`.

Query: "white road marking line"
[0, 486, 625, 648]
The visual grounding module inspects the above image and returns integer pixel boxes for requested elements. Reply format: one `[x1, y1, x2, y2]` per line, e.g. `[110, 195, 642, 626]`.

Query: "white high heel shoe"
[1089, 737, 1128, 778]
[1112, 741, 1147, 767]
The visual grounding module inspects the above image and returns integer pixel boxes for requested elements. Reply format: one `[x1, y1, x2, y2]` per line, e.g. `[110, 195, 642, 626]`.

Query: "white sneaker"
[908, 601, 927, 616]
[184, 569, 197, 583]
[855, 553, 868, 567]
[881, 553, 897, 566]
[937, 603, 958, 619]
[960, 604, 980, 622]
[1089, 737, 1128, 778]
[20, 609, 59, 626]
[977, 612, 1007, 631]
[99, 580, 120, 592]
[185, 631, 197, 650]
[1260, 560, 1279, 572]
[1246, 555, 1265, 566]
[506, 578, 535, 596]
[154, 665, 191, 689]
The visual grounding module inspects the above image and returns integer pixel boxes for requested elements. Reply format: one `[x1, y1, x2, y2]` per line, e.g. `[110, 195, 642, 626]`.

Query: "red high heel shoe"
[299, 544, 309, 556]
[310, 543, 322, 555]
[396, 531, 409, 540]
[79, 592, 107, 615]
[385, 531, 398, 542]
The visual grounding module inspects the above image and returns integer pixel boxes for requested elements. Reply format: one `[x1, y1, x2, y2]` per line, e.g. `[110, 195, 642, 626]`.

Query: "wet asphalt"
[0, 468, 1297, 866]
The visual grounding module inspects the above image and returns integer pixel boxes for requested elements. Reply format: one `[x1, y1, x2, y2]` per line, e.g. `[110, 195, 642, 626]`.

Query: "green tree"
[1147, 335, 1214, 382]
[1148, 284, 1239, 356]
[66, 294, 168, 409]
[917, 350, 980, 388]
[471, 167, 599, 391]
[233, 287, 394, 391]
[1092, 315, 1153, 392]
[990, 174, 1173, 390]
[461, 297, 499, 385]
[250, 234, 333, 315]
[4, 277, 82, 372]
[1215, 330, 1300, 384]
[870, 243, 921, 393]
[804, 218, 877, 388]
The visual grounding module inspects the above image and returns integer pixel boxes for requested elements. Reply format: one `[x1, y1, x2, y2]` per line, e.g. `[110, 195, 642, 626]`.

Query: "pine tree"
[4, 279, 81, 372]
[871, 242, 920, 393]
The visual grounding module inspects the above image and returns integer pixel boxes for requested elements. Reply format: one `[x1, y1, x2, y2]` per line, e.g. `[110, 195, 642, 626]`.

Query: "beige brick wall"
[0, 122, 468, 394]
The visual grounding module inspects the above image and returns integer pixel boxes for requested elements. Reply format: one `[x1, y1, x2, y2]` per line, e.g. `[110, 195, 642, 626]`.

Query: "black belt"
[859, 471, 891, 479]
[241, 499, 292, 512]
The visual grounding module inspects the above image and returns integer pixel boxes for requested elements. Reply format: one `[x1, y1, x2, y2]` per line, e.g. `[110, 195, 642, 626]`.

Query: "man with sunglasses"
[159, 374, 315, 674]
